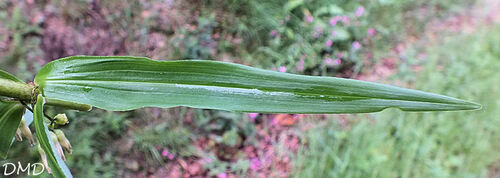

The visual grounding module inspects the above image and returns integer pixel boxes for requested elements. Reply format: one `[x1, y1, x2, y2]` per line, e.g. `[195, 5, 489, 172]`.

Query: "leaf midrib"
[42, 79, 472, 106]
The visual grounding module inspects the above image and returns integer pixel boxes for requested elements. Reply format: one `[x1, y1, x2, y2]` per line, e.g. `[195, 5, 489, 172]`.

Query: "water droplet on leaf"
[83, 86, 92, 92]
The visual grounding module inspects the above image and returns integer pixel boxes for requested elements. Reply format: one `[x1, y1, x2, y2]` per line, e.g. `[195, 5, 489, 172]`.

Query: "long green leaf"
[0, 69, 23, 83]
[33, 95, 72, 178]
[34, 56, 480, 113]
[0, 102, 24, 158]
[0, 69, 25, 159]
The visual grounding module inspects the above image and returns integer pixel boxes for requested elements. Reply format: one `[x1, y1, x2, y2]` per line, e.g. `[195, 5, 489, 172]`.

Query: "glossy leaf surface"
[33, 95, 72, 178]
[35, 56, 480, 113]
[0, 102, 24, 158]
[0, 70, 25, 158]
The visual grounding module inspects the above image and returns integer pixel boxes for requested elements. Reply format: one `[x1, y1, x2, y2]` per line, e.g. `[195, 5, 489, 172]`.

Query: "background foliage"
[0, 0, 498, 177]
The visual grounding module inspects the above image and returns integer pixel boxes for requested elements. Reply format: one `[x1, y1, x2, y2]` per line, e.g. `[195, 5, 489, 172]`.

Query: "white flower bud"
[15, 128, 22, 142]
[38, 144, 52, 174]
[50, 131, 66, 161]
[54, 113, 69, 125]
[54, 129, 72, 154]
[19, 117, 34, 146]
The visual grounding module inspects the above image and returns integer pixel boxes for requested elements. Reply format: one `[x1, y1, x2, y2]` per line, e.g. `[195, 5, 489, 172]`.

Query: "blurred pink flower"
[161, 149, 170, 157]
[279, 66, 287, 73]
[325, 57, 341, 66]
[356, 6, 365, 17]
[200, 157, 212, 165]
[368, 28, 376, 36]
[331, 31, 337, 37]
[326, 40, 333, 47]
[352, 41, 361, 50]
[334, 58, 341, 65]
[167, 153, 174, 160]
[248, 113, 259, 121]
[270, 30, 278, 37]
[250, 158, 262, 171]
[162, 149, 175, 160]
[342, 16, 350, 24]
[325, 57, 333, 64]
[329, 18, 338, 26]
[296, 57, 305, 71]
[337, 53, 343, 58]
[217, 173, 227, 178]
[272, 117, 279, 126]
[313, 26, 323, 38]
[306, 15, 314, 23]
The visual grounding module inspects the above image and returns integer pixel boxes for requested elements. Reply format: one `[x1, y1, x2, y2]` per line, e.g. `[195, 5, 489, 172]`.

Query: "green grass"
[293, 26, 500, 178]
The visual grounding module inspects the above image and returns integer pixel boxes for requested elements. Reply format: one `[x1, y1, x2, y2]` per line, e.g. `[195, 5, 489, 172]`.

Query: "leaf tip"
[450, 99, 482, 111]
[465, 101, 482, 110]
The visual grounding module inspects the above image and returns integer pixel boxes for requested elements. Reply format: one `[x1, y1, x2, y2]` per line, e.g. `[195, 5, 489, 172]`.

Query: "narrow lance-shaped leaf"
[34, 56, 480, 113]
[0, 102, 25, 158]
[0, 69, 24, 82]
[0, 69, 25, 159]
[33, 95, 72, 178]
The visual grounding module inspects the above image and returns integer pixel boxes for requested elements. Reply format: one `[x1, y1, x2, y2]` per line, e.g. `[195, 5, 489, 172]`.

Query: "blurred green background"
[0, 0, 498, 177]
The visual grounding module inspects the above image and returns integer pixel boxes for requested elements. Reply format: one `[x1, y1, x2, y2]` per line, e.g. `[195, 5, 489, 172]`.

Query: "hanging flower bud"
[54, 113, 69, 125]
[19, 117, 34, 146]
[54, 129, 72, 154]
[50, 131, 66, 161]
[15, 128, 23, 141]
[38, 144, 52, 174]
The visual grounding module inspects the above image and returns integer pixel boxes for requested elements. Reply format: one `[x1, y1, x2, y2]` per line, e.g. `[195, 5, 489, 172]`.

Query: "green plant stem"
[0, 78, 92, 111]
[0, 78, 34, 101]
[20, 100, 55, 124]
